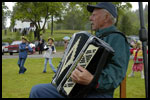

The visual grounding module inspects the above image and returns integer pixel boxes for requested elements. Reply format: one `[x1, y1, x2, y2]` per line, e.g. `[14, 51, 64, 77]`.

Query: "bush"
[15, 31, 21, 40]
[2, 38, 14, 44]
[26, 31, 34, 42]
[2, 29, 91, 42]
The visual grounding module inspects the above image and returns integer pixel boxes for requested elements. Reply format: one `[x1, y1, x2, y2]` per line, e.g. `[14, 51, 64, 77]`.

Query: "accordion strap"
[81, 31, 128, 97]
[90, 31, 128, 87]
[98, 31, 128, 44]
[79, 48, 111, 97]
[89, 50, 110, 88]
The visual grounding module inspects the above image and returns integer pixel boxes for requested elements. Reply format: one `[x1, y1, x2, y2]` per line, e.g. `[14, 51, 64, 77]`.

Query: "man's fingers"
[71, 74, 78, 82]
[71, 70, 80, 82]
[71, 68, 82, 82]
[77, 65, 85, 72]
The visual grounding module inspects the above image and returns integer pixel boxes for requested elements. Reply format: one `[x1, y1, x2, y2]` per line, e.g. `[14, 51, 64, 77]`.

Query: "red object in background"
[7, 41, 22, 55]
[8, 44, 19, 53]
[28, 47, 36, 55]
[130, 48, 136, 55]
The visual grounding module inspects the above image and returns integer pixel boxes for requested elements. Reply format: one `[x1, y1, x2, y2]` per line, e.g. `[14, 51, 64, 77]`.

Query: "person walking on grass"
[18, 36, 33, 74]
[43, 37, 57, 73]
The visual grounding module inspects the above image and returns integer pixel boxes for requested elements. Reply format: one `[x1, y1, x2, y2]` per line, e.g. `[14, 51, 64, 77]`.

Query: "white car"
[2, 42, 9, 55]
[29, 43, 35, 48]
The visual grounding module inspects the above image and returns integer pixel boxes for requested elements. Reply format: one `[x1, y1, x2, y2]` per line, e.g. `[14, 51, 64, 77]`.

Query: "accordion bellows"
[51, 31, 115, 97]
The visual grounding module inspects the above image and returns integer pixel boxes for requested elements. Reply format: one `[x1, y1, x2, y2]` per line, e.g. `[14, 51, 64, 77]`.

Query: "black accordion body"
[51, 31, 115, 97]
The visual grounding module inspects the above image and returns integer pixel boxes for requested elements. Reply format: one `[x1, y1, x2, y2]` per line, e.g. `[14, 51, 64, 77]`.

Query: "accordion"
[51, 31, 115, 97]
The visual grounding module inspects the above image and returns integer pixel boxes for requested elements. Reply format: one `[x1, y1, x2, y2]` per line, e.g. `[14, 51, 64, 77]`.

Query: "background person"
[63, 36, 70, 50]
[128, 40, 144, 79]
[18, 36, 33, 74]
[38, 34, 45, 54]
[43, 37, 57, 73]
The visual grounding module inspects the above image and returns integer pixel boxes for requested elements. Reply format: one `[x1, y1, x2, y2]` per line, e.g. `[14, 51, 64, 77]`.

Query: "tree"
[111, 2, 132, 27]
[62, 7, 85, 30]
[2, 2, 11, 29]
[65, 2, 132, 30]
[118, 11, 133, 35]
[2, 2, 8, 17]
[12, 2, 64, 40]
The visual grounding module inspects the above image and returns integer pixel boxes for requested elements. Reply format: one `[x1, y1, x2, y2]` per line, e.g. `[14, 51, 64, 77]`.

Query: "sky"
[4, 2, 148, 28]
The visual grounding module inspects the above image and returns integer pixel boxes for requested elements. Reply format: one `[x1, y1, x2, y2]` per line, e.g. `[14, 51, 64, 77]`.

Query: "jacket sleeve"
[28, 45, 33, 52]
[19, 44, 26, 52]
[52, 46, 56, 53]
[96, 34, 130, 91]
[44, 45, 49, 50]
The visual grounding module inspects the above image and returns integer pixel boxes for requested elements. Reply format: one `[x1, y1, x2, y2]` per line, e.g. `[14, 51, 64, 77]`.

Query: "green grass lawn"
[2, 58, 60, 98]
[2, 58, 145, 98]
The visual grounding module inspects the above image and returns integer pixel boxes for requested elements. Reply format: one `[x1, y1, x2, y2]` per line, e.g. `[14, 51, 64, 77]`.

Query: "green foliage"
[2, 2, 8, 17]
[26, 31, 34, 42]
[15, 31, 21, 40]
[117, 3, 148, 36]
[117, 11, 132, 35]
[11, 2, 65, 39]
[2, 2, 11, 29]
[144, 4, 148, 29]
[42, 30, 82, 41]
[9, 2, 148, 37]
[54, 2, 133, 30]
[2, 29, 86, 42]
[62, 9, 85, 30]
[2, 29, 15, 44]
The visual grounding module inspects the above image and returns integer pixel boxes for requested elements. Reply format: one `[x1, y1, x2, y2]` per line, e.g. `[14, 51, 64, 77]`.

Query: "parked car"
[8, 41, 22, 55]
[2, 42, 9, 55]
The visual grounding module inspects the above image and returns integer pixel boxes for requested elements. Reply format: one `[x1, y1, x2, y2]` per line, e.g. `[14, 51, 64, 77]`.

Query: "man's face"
[40, 35, 42, 39]
[22, 39, 26, 43]
[89, 8, 107, 31]
[49, 39, 53, 44]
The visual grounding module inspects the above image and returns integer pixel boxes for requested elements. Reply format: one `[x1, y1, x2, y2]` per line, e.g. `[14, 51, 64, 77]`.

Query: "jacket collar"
[95, 25, 117, 37]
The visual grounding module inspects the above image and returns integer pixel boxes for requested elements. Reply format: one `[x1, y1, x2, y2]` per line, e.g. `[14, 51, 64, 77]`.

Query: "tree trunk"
[43, 28, 45, 33]
[35, 29, 40, 40]
[51, 15, 53, 36]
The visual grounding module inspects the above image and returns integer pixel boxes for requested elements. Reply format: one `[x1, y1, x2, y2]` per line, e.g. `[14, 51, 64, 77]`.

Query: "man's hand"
[71, 65, 93, 85]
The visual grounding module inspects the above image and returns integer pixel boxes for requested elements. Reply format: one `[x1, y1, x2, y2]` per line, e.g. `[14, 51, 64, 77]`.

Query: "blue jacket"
[19, 43, 33, 58]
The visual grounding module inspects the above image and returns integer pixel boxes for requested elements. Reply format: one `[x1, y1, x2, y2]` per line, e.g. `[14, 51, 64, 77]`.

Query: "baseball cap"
[21, 36, 28, 41]
[87, 2, 118, 18]
[48, 37, 54, 42]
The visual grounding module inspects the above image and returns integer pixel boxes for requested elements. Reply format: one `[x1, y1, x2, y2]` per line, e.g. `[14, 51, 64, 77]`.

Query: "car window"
[2, 43, 5, 46]
[2, 43, 9, 46]
[11, 41, 22, 45]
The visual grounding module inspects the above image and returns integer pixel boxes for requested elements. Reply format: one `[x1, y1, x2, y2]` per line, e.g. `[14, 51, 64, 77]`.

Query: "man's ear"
[104, 14, 109, 23]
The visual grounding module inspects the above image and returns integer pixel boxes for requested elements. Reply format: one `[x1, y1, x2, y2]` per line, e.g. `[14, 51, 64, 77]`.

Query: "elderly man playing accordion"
[29, 2, 130, 98]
